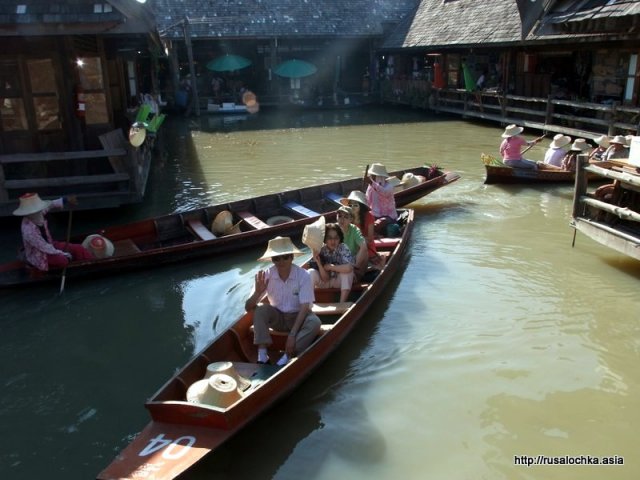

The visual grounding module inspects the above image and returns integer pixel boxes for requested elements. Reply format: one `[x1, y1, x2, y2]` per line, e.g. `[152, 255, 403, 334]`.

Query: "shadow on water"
[182, 260, 410, 480]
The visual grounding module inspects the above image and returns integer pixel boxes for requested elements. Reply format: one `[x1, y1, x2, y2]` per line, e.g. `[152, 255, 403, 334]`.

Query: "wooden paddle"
[361, 164, 369, 191]
[522, 134, 547, 155]
[59, 209, 73, 294]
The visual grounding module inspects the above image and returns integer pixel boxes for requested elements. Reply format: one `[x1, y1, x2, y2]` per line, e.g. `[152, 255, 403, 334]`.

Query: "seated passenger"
[604, 135, 628, 161]
[336, 205, 369, 279]
[543, 134, 571, 168]
[340, 192, 385, 272]
[589, 135, 609, 162]
[308, 223, 354, 303]
[499, 124, 542, 170]
[562, 138, 590, 172]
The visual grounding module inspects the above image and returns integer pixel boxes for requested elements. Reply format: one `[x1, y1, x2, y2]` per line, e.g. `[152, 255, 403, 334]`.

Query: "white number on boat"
[138, 434, 196, 459]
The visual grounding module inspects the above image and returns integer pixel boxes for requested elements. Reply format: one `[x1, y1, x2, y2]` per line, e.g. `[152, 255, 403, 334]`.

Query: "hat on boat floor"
[12, 192, 51, 216]
[594, 135, 610, 148]
[501, 124, 524, 138]
[82, 234, 115, 258]
[367, 163, 389, 178]
[258, 236, 303, 261]
[401, 172, 423, 188]
[610, 135, 627, 145]
[340, 190, 368, 208]
[266, 215, 294, 226]
[128, 122, 147, 148]
[570, 138, 590, 152]
[302, 215, 325, 252]
[211, 211, 242, 236]
[204, 362, 251, 391]
[387, 176, 403, 189]
[550, 134, 571, 149]
[186, 373, 244, 408]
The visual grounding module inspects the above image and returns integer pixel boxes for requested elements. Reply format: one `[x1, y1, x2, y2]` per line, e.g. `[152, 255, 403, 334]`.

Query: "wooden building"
[0, 0, 162, 216]
[378, 0, 640, 139]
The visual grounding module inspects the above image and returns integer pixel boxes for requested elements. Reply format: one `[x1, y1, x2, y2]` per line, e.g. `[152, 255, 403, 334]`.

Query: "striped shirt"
[265, 264, 315, 313]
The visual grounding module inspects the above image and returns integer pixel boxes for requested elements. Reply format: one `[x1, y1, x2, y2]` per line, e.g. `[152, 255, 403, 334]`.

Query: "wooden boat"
[0, 166, 459, 288]
[97, 209, 415, 480]
[481, 153, 612, 185]
[571, 157, 640, 261]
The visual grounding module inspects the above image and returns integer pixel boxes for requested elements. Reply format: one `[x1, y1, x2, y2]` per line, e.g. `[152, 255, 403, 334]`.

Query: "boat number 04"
[138, 434, 196, 459]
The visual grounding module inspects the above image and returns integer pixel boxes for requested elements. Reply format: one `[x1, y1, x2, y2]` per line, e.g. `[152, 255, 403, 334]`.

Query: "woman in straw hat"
[245, 236, 321, 367]
[308, 222, 355, 304]
[365, 163, 398, 234]
[561, 138, 590, 172]
[589, 135, 610, 162]
[543, 134, 571, 168]
[12, 193, 94, 271]
[499, 124, 543, 170]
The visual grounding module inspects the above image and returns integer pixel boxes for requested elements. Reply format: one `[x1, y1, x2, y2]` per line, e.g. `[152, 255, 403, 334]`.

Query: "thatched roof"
[154, 0, 419, 39]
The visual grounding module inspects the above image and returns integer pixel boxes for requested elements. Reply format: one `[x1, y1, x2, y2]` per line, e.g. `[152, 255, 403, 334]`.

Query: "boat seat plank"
[4, 173, 130, 189]
[374, 238, 401, 249]
[186, 219, 217, 241]
[237, 211, 270, 230]
[311, 302, 353, 315]
[325, 192, 344, 205]
[113, 239, 141, 257]
[0, 148, 126, 164]
[283, 201, 320, 218]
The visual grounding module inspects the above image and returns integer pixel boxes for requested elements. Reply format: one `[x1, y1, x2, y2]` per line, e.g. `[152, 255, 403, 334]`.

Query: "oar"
[522, 134, 547, 155]
[59, 209, 73, 294]
[361, 164, 369, 191]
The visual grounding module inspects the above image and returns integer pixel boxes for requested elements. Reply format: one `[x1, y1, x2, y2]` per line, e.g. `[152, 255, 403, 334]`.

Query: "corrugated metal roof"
[154, 0, 420, 38]
[539, 0, 640, 33]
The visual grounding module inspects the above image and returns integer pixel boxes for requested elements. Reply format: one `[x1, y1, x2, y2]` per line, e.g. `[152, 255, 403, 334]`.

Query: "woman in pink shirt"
[499, 124, 542, 170]
[365, 163, 398, 235]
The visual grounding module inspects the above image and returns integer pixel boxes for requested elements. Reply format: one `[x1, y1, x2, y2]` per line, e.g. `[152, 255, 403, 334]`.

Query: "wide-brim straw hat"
[401, 172, 423, 188]
[12, 192, 51, 216]
[387, 176, 403, 188]
[340, 190, 368, 208]
[82, 234, 115, 259]
[266, 215, 294, 226]
[258, 236, 303, 261]
[128, 122, 147, 147]
[501, 124, 524, 138]
[594, 135, 610, 148]
[367, 163, 389, 178]
[211, 210, 242, 236]
[570, 138, 590, 152]
[610, 135, 627, 145]
[625, 134, 634, 147]
[302, 215, 325, 252]
[203, 362, 251, 391]
[186, 373, 243, 408]
[550, 134, 571, 149]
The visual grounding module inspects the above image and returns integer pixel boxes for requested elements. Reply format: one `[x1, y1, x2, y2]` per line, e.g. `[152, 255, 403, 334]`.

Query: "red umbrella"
[433, 62, 445, 89]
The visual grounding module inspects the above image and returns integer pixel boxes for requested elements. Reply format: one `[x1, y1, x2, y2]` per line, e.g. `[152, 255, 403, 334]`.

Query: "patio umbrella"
[206, 54, 252, 72]
[273, 59, 317, 78]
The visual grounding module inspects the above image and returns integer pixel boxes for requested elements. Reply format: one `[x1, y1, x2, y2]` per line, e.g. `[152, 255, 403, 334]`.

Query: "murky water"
[1, 106, 638, 480]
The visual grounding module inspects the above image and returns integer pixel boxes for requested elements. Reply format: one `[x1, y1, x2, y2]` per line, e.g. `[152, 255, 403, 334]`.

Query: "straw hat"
[610, 135, 627, 145]
[203, 362, 251, 391]
[387, 176, 403, 189]
[550, 134, 571, 149]
[302, 215, 325, 252]
[569, 138, 590, 152]
[258, 236, 303, 261]
[501, 124, 524, 138]
[128, 122, 147, 148]
[12, 192, 50, 216]
[266, 215, 294, 226]
[367, 163, 389, 178]
[211, 211, 242, 236]
[401, 172, 423, 188]
[81, 234, 115, 259]
[625, 134, 634, 147]
[340, 190, 368, 208]
[594, 135, 610, 148]
[186, 373, 243, 408]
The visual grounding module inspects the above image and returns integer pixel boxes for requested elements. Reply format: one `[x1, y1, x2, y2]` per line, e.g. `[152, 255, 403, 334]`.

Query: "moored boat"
[96, 209, 415, 480]
[0, 166, 459, 288]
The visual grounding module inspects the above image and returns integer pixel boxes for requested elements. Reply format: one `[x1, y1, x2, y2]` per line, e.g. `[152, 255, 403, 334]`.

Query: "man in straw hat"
[245, 236, 321, 366]
[365, 162, 398, 234]
[543, 134, 571, 168]
[499, 124, 543, 170]
[12, 193, 94, 271]
[589, 135, 610, 162]
[604, 135, 628, 161]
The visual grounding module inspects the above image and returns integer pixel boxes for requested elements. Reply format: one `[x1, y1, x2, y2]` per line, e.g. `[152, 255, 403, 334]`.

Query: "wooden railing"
[382, 81, 640, 139]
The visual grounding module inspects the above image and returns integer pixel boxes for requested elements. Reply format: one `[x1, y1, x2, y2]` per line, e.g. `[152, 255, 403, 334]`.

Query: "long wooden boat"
[97, 209, 415, 480]
[481, 153, 610, 185]
[571, 157, 640, 261]
[0, 165, 458, 288]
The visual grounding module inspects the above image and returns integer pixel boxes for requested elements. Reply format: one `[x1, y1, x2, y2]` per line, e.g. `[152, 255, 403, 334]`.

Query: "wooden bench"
[312, 302, 353, 315]
[250, 324, 334, 351]
[374, 238, 401, 249]
[185, 219, 217, 241]
[0, 148, 127, 164]
[237, 210, 270, 230]
[113, 238, 141, 257]
[3, 173, 130, 190]
[283, 201, 320, 218]
[324, 192, 344, 205]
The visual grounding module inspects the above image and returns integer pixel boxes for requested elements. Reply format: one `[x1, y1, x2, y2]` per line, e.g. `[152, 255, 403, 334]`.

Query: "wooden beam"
[0, 149, 126, 164]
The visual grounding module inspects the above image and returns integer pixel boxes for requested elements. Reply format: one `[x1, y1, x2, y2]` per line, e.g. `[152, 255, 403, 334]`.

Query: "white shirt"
[544, 147, 565, 167]
[265, 263, 315, 313]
